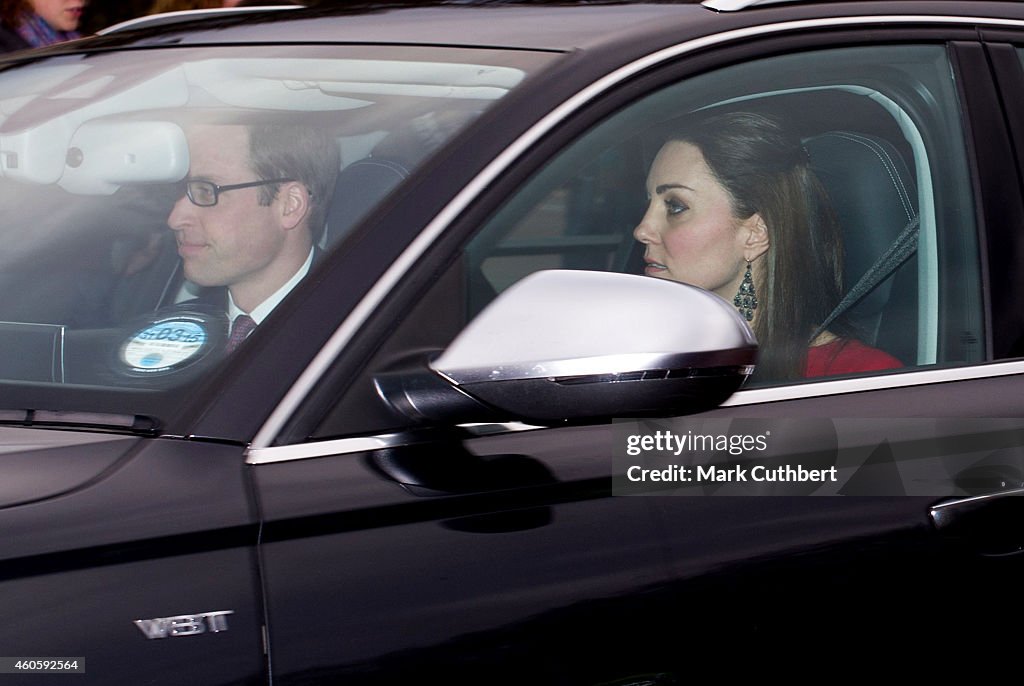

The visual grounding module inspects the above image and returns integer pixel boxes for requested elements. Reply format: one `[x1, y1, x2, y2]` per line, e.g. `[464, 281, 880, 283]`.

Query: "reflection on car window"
[0, 44, 552, 420]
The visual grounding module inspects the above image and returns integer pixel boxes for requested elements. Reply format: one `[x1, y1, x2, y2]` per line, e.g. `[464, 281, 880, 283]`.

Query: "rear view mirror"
[376, 270, 757, 425]
[60, 121, 189, 194]
[0, 119, 188, 194]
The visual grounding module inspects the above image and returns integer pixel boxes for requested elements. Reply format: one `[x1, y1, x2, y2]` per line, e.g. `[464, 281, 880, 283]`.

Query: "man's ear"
[743, 213, 770, 262]
[278, 181, 311, 230]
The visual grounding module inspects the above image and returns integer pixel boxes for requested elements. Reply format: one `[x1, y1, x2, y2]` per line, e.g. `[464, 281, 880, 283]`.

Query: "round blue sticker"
[121, 320, 207, 373]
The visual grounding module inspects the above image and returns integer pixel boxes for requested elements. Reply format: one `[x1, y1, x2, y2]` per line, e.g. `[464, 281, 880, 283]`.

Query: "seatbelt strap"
[812, 215, 920, 341]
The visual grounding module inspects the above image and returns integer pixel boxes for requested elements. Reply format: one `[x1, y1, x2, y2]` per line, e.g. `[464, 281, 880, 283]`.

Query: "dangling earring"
[734, 261, 757, 321]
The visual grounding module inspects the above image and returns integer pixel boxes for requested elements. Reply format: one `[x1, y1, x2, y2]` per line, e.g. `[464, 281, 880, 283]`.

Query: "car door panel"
[256, 427, 679, 685]
[259, 387, 1024, 680]
[0, 437, 264, 685]
[648, 377, 1024, 659]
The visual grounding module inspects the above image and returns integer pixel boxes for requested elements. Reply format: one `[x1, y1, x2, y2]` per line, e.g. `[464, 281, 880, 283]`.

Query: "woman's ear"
[743, 213, 770, 261]
[278, 181, 311, 231]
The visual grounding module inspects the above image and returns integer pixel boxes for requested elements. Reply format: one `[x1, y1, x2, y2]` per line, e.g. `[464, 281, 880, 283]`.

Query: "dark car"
[1, 0, 1023, 682]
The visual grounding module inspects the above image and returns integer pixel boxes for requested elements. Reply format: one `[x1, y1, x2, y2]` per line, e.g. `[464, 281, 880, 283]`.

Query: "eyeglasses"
[180, 178, 294, 207]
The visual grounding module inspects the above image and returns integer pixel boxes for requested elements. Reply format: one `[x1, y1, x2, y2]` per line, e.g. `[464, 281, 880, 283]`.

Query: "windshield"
[0, 44, 551, 427]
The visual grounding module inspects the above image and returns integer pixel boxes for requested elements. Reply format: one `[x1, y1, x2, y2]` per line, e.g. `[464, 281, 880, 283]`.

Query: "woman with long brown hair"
[634, 111, 901, 382]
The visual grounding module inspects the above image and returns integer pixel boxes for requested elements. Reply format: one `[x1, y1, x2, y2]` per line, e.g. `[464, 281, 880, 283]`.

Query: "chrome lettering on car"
[133, 610, 234, 639]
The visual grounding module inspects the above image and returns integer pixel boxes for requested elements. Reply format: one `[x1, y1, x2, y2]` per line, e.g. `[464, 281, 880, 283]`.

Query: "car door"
[252, 16, 1024, 682]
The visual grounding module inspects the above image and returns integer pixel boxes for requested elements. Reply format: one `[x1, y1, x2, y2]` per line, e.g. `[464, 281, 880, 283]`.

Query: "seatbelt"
[812, 215, 919, 341]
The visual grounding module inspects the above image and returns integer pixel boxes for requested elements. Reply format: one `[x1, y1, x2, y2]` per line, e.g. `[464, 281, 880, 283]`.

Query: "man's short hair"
[247, 124, 340, 239]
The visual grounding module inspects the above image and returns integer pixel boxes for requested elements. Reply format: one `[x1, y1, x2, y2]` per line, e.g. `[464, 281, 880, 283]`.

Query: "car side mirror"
[375, 269, 757, 425]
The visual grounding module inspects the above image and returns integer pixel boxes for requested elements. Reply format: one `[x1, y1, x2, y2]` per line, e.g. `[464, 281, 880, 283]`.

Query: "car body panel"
[0, 426, 137, 509]
[0, 436, 264, 684]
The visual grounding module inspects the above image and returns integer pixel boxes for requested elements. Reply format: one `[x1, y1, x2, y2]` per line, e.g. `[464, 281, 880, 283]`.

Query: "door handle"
[930, 487, 1024, 556]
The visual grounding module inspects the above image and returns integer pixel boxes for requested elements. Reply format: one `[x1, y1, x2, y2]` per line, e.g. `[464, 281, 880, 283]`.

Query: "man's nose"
[167, 193, 194, 230]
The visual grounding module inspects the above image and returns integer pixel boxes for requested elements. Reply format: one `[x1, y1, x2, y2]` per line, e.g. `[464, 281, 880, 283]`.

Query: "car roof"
[48, 0, 1024, 57]
[14, 0, 1024, 75]
[70, 2, 722, 53]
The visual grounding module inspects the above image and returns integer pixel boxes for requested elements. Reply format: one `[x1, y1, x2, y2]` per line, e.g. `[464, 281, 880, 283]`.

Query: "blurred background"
[82, 1, 163, 33]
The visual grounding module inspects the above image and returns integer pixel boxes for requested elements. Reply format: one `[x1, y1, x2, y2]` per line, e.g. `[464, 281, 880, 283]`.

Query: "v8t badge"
[134, 610, 234, 639]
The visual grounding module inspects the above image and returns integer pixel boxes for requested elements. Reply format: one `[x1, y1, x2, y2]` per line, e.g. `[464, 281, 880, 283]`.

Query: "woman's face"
[633, 140, 764, 300]
[30, 0, 85, 32]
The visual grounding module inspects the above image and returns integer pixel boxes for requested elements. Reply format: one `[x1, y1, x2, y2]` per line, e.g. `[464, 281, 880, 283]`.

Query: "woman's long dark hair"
[666, 111, 845, 381]
[1, 0, 30, 28]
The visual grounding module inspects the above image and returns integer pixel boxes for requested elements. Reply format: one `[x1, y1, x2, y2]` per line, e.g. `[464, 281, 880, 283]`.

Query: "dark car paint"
[0, 427, 136, 509]
[0, 433, 264, 684]
[3, 2, 1024, 683]
[256, 421, 1024, 681]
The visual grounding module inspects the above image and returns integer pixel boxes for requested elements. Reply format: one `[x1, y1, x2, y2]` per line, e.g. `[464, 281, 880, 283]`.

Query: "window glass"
[314, 44, 982, 439]
[0, 44, 552, 423]
[468, 46, 981, 380]
[479, 44, 983, 376]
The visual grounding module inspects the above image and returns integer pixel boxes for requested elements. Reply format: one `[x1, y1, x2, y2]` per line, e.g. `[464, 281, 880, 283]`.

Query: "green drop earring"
[733, 261, 757, 321]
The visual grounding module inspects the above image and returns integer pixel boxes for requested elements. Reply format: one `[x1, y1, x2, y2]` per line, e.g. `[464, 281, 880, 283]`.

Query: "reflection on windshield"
[0, 44, 549, 417]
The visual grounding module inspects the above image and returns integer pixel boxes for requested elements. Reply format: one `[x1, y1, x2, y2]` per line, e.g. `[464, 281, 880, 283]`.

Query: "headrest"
[322, 157, 410, 248]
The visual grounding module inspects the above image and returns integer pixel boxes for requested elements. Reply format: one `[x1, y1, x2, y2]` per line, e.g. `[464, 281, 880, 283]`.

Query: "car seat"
[804, 130, 920, 365]
[321, 157, 411, 249]
[322, 110, 480, 249]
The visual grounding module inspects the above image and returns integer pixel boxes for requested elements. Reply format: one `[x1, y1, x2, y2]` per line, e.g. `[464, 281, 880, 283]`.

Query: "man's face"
[168, 125, 287, 299]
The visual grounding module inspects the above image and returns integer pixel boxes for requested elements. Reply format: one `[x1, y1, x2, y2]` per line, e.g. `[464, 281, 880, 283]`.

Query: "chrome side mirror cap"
[376, 270, 757, 425]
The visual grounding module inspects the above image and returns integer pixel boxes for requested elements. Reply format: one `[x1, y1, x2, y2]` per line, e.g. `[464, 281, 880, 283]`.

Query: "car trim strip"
[248, 361, 1024, 464]
[248, 431, 411, 464]
[247, 422, 540, 464]
[720, 359, 1024, 406]
[250, 13, 1024, 455]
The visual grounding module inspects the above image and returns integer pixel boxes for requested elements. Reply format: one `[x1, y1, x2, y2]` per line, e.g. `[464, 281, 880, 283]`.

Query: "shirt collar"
[228, 247, 315, 325]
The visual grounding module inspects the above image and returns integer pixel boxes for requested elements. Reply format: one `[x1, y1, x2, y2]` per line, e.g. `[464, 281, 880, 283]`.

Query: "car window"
[313, 43, 983, 439]
[0, 44, 553, 424]
[468, 45, 981, 378]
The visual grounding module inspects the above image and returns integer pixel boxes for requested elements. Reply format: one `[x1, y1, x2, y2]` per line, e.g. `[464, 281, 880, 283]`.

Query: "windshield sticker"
[120, 320, 207, 373]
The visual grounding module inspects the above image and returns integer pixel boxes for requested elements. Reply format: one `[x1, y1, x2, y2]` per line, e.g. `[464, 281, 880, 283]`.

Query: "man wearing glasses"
[168, 123, 339, 351]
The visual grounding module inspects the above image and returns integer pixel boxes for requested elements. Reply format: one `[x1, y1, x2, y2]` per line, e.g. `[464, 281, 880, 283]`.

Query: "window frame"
[976, 35, 1024, 360]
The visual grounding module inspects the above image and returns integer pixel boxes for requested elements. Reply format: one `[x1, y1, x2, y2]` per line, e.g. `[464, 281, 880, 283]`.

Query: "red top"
[804, 338, 902, 378]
